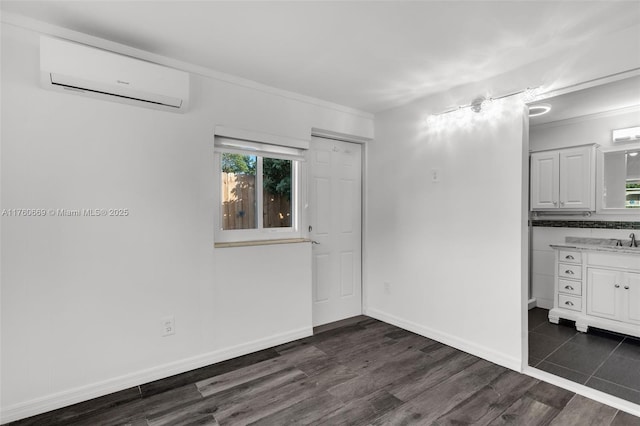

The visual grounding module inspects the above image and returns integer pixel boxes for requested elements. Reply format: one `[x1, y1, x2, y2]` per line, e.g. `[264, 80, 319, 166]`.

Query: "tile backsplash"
[530, 220, 640, 230]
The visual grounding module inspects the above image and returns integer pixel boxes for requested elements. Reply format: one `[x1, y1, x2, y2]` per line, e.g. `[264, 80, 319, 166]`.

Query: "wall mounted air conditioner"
[40, 36, 189, 112]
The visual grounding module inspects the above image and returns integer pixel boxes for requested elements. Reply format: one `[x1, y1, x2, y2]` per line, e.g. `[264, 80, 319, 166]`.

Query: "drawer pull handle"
[615, 284, 620, 288]
[624, 286, 630, 290]
[565, 270, 574, 275]
[565, 255, 575, 260]
[565, 301, 574, 306]
[564, 285, 574, 291]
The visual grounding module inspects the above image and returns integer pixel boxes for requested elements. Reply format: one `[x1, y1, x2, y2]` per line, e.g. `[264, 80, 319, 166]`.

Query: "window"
[214, 137, 303, 243]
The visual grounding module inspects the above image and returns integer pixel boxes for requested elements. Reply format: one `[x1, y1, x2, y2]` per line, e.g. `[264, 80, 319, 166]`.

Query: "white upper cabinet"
[530, 151, 559, 210]
[530, 145, 595, 211]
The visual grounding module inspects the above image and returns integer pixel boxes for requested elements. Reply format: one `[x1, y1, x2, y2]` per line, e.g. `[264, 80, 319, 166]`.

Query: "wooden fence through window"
[221, 172, 291, 230]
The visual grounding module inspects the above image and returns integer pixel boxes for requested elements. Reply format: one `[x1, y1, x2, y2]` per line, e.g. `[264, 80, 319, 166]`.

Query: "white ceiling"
[2, 1, 640, 113]
[530, 74, 640, 125]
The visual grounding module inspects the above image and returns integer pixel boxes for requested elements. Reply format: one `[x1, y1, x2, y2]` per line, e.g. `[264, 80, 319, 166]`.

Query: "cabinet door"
[559, 146, 593, 210]
[623, 272, 640, 325]
[587, 268, 619, 320]
[530, 151, 559, 210]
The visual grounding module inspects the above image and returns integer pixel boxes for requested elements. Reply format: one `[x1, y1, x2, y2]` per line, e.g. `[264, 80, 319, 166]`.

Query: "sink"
[603, 242, 640, 251]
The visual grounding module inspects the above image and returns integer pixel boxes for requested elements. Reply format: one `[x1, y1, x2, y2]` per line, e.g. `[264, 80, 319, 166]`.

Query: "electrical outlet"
[161, 315, 175, 337]
[431, 169, 440, 183]
[384, 282, 391, 294]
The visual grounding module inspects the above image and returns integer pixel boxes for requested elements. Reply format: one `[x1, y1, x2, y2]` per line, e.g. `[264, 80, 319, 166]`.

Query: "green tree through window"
[263, 158, 291, 200]
[222, 153, 256, 175]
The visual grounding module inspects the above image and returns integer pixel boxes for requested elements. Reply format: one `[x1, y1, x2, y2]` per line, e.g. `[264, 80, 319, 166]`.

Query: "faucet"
[631, 233, 637, 248]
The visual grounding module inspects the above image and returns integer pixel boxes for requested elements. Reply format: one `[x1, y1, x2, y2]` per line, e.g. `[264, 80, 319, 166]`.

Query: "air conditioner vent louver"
[40, 36, 189, 112]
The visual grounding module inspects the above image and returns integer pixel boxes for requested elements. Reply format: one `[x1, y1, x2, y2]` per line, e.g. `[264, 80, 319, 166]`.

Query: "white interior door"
[309, 137, 362, 327]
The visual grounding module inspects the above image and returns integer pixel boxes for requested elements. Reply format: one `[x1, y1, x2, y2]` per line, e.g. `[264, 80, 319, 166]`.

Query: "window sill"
[214, 238, 310, 248]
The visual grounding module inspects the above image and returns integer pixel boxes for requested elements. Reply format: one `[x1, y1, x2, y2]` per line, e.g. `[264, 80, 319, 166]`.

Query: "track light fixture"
[425, 86, 542, 126]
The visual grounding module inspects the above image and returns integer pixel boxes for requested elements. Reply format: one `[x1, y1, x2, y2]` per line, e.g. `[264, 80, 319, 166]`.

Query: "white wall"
[365, 98, 529, 370]
[363, 19, 640, 374]
[0, 22, 372, 422]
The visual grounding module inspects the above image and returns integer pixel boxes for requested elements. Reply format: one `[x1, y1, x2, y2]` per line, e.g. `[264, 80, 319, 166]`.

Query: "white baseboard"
[528, 298, 537, 310]
[364, 308, 521, 371]
[0, 327, 312, 424]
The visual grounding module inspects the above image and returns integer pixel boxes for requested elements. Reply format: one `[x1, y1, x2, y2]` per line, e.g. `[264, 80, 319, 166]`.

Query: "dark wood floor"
[9, 317, 639, 425]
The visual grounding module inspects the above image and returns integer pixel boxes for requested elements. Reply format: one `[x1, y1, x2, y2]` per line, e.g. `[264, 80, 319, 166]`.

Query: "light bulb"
[522, 87, 541, 103]
[454, 106, 467, 120]
[480, 97, 494, 112]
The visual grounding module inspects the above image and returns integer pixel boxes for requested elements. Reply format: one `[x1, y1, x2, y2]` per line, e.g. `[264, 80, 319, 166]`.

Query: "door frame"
[310, 128, 371, 323]
[522, 68, 640, 417]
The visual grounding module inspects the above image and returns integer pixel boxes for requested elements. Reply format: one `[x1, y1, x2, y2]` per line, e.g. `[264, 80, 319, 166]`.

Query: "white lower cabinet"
[549, 248, 640, 337]
[586, 268, 619, 320]
[626, 273, 640, 324]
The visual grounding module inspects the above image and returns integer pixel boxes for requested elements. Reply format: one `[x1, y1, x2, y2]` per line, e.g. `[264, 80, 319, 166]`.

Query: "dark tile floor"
[529, 307, 640, 405]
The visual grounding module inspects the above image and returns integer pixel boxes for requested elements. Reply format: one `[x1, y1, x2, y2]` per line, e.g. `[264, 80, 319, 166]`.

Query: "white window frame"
[214, 138, 303, 243]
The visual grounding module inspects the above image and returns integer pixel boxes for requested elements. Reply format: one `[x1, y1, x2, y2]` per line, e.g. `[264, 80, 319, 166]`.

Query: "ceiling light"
[629, 152, 639, 157]
[613, 127, 640, 143]
[529, 104, 551, 117]
[425, 85, 542, 125]
[470, 97, 484, 113]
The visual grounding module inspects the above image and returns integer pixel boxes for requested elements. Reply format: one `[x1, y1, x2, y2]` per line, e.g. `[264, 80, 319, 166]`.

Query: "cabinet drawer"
[559, 294, 582, 312]
[559, 263, 582, 279]
[559, 250, 581, 264]
[559, 279, 581, 296]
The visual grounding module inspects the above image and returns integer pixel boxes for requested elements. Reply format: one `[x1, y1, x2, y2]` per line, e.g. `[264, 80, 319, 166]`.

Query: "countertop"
[550, 237, 640, 256]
